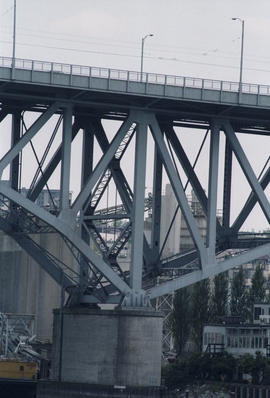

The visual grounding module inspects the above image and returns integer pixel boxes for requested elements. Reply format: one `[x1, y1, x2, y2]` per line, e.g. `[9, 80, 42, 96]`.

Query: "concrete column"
[51, 307, 163, 387]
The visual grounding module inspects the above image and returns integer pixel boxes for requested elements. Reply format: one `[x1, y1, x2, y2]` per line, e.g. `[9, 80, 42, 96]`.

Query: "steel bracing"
[1, 57, 270, 307]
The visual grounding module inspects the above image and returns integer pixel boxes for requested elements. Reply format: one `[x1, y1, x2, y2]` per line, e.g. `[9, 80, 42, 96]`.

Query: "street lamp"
[140, 34, 153, 80]
[232, 17, 245, 93]
[12, 0, 17, 70]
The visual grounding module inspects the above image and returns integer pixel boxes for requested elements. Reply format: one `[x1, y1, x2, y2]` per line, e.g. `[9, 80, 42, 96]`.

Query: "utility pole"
[12, 0, 17, 71]
[232, 18, 245, 94]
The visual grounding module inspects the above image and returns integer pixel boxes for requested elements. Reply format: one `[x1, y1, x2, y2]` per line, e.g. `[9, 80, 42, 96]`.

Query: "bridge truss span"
[0, 58, 270, 307]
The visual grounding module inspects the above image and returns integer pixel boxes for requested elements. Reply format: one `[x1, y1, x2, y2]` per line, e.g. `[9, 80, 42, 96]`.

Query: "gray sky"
[2, 0, 270, 83]
[1, 0, 270, 232]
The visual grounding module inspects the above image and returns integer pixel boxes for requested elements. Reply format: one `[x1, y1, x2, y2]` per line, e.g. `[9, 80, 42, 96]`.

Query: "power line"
[2, 26, 270, 69]
[0, 29, 142, 51]
[0, 25, 243, 59]
[0, 39, 138, 58]
[2, 20, 270, 63]
[0, 25, 243, 55]
[2, 39, 270, 74]
[0, 5, 14, 18]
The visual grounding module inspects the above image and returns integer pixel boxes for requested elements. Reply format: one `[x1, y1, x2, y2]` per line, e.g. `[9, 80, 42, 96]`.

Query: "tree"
[191, 279, 210, 351]
[210, 352, 236, 381]
[211, 272, 229, 320]
[238, 352, 267, 385]
[249, 264, 266, 305]
[247, 264, 266, 322]
[170, 287, 192, 355]
[230, 266, 249, 319]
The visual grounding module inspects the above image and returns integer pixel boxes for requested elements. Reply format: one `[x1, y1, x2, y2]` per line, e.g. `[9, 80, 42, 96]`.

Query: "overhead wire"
[21, 116, 58, 212]
[158, 129, 209, 261]
[2, 38, 270, 74]
[1, 18, 270, 74]
[0, 5, 14, 18]
[0, 27, 238, 56]
[2, 25, 270, 65]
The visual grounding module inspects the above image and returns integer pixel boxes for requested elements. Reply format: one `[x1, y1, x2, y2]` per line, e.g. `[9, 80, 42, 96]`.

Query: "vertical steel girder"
[59, 106, 72, 215]
[151, 147, 163, 262]
[10, 111, 21, 191]
[1, 104, 270, 306]
[222, 139, 233, 230]
[79, 120, 94, 287]
[206, 122, 220, 263]
[90, 118, 153, 270]
[130, 119, 148, 290]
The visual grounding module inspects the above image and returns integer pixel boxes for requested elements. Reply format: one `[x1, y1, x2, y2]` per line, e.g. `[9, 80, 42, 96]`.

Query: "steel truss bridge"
[0, 56, 270, 307]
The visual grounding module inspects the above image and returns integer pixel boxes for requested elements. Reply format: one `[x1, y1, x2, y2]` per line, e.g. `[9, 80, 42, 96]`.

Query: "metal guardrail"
[1, 56, 270, 96]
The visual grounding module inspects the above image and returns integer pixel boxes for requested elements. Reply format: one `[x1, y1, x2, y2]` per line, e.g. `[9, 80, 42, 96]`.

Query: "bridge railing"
[1, 55, 270, 96]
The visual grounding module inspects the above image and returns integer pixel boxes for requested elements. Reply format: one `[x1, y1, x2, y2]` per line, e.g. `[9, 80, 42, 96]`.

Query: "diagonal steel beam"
[28, 115, 63, 196]
[0, 217, 74, 289]
[72, 115, 134, 215]
[90, 119, 133, 210]
[222, 120, 270, 224]
[232, 166, 270, 233]
[0, 102, 59, 176]
[0, 183, 132, 295]
[164, 125, 223, 236]
[149, 113, 207, 267]
[161, 250, 199, 269]
[28, 119, 81, 202]
[150, 242, 270, 299]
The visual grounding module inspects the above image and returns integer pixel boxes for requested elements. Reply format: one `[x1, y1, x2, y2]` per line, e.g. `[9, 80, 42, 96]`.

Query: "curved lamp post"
[140, 34, 154, 81]
[232, 17, 245, 93]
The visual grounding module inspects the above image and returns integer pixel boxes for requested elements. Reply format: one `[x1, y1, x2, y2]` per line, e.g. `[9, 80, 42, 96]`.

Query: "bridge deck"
[1, 57, 270, 125]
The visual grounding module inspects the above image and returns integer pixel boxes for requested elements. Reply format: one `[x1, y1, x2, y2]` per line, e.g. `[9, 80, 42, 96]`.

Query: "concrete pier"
[51, 307, 163, 387]
[37, 381, 167, 398]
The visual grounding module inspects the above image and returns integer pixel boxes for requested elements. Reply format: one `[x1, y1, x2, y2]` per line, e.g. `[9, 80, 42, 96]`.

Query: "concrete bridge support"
[51, 307, 163, 387]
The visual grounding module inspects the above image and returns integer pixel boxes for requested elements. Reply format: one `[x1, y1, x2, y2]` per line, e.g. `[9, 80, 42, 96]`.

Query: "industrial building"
[0, 230, 76, 342]
[203, 304, 270, 357]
